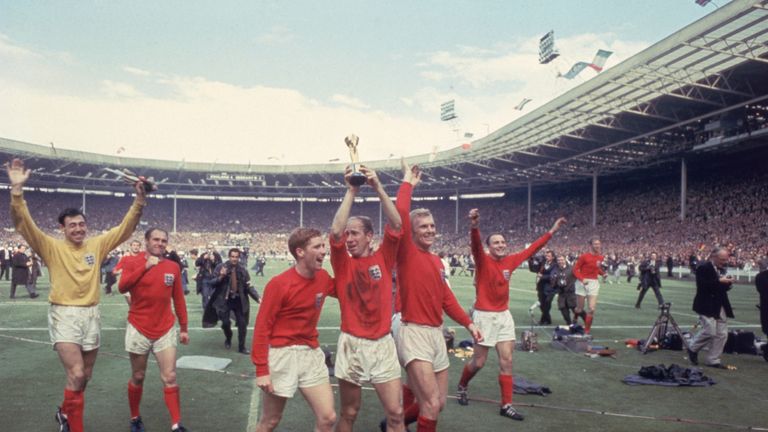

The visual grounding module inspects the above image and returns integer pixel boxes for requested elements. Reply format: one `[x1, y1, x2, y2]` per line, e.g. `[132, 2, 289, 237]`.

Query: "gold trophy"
[345, 134, 367, 186]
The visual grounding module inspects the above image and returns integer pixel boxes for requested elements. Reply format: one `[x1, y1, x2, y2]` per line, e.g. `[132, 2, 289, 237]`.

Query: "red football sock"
[127, 381, 143, 419]
[163, 386, 182, 425]
[459, 363, 479, 388]
[63, 389, 84, 432]
[585, 313, 594, 333]
[416, 416, 437, 432]
[402, 384, 415, 409]
[498, 374, 513, 406]
[404, 401, 420, 425]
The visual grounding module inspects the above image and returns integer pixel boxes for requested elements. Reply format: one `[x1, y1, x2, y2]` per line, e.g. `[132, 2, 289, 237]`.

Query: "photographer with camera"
[635, 252, 665, 309]
[688, 247, 735, 369]
[551, 255, 578, 325]
[205, 248, 261, 354]
[535, 250, 557, 325]
[195, 243, 222, 309]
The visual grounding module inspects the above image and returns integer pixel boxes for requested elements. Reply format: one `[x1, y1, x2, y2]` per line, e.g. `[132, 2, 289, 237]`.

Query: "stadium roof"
[2, 0, 767, 198]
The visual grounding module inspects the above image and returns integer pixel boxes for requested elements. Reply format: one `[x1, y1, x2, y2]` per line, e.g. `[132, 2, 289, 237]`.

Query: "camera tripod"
[641, 302, 692, 354]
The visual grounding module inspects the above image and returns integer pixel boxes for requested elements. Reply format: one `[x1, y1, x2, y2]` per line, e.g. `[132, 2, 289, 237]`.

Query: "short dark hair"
[144, 227, 168, 240]
[348, 216, 374, 234]
[288, 227, 322, 259]
[228, 248, 241, 257]
[589, 237, 600, 245]
[485, 232, 505, 246]
[58, 208, 86, 226]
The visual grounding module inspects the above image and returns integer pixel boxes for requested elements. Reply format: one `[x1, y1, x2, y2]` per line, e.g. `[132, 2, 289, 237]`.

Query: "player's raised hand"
[400, 157, 421, 186]
[5, 158, 31, 193]
[359, 165, 381, 189]
[343, 165, 360, 192]
[469, 208, 480, 228]
[549, 217, 567, 234]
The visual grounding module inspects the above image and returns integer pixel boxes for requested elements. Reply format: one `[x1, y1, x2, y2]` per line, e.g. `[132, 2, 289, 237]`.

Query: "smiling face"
[345, 219, 373, 258]
[487, 234, 508, 259]
[145, 229, 169, 257]
[61, 215, 87, 246]
[411, 213, 437, 251]
[297, 236, 326, 270]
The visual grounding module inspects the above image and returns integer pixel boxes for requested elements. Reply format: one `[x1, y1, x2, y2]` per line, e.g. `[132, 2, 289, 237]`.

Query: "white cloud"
[330, 94, 370, 109]
[0, 33, 44, 60]
[123, 66, 154, 77]
[0, 30, 653, 166]
[100, 80, 144, 98]
[256, 26, 296, 45]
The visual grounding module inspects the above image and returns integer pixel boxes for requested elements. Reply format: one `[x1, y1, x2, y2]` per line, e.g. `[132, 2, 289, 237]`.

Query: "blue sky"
[0, 1, 716, 164]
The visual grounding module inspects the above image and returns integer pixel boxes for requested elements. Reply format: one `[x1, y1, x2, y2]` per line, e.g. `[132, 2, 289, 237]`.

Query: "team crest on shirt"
[502, 269, 511, 281]
[315, 292, 324, 309]
[164, 273, 175, 287]
[368, 264, 382, 281]
[84, 253, 96, 266]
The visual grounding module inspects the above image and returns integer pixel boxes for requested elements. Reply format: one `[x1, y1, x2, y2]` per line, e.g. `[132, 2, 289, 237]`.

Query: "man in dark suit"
[204, 248, 260, 354]
[535, 250, 558, 325]
[635, 252, 664, 308]
[688, 247, 734, 368]
[11, 245, 38, 299]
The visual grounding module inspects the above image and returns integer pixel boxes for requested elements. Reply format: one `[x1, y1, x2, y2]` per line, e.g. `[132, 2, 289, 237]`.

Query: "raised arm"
[6, 159, 52, 256]
[331, 166, 359, 241]
[97, 181, 147, 253]
[469, 208, 485, 269]
[364, 166, 401, 232]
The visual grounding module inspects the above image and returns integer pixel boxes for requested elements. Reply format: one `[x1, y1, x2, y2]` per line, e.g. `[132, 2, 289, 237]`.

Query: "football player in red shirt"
[252, 228, 336, 432]
[118, 228, 189, 432]
[572, 238, 606, 333]
[330, 165, 404, 432]
[394, 162, 482, 432]
[457, 209, 565, 420]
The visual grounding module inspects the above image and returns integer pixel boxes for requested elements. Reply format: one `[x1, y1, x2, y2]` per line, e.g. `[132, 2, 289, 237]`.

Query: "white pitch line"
[247, 376, 261, 432]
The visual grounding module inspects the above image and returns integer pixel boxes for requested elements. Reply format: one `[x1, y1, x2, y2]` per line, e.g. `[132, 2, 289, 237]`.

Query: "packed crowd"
[1, 164, 766, 268]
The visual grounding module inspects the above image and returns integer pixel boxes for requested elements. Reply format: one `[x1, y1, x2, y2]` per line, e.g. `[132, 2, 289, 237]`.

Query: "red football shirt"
[118, 253, 188, 339]
[395, 182, 471, 328]
[330, 225, 400, 339]
[251, 267, 335, 377]
[472, 228, 552, 312]
[573, 252, 605, 281]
